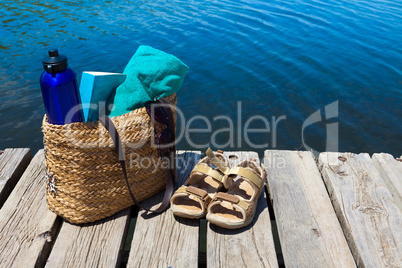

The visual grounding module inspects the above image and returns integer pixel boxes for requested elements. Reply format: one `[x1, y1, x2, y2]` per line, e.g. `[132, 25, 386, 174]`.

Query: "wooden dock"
[0, 148, 401, 267]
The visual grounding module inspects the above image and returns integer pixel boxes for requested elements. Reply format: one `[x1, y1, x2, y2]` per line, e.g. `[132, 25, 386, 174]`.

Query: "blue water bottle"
[40, 49, 83, 125]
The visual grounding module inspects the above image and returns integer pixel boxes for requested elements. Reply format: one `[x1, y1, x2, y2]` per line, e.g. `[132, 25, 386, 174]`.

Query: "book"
[79, 72, 126, 122]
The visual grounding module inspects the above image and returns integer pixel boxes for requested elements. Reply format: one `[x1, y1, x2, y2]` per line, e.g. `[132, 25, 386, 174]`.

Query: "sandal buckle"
[213, 192, 240, 204]
[186, 186, 211, 203]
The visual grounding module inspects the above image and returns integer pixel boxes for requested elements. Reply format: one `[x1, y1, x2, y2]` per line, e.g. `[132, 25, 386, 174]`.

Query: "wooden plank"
[127, 151, 201, 268]
[0, 150, 60, 268]
[207, 151, 278, 268]
[264, 150, 355, 268]
[45, 208, 131, 267]
[319, 152, 402, 267]
[372, 153, 402, 209]
[0, 148, 32, 208]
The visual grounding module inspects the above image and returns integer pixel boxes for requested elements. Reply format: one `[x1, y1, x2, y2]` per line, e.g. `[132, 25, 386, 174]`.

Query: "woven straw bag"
[42, 94, 176, 224]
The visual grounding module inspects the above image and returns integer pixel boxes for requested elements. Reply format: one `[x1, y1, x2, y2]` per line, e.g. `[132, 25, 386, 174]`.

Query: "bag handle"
[99, 105, 175, 214]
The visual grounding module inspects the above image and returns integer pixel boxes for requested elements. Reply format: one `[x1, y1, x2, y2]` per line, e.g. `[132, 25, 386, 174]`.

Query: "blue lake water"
[1, 0, 401, 157]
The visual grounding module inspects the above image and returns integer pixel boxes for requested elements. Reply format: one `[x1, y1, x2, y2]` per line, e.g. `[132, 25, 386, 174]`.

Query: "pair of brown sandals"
[170, 148, 266, 229]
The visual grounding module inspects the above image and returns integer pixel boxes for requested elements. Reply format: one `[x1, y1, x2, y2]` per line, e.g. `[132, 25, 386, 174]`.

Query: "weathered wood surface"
[0, 150, 60, 268]
[265, 150, 355, 268]
[207, 151, 278, 268]
[372, 153, 402, 209]
[319, 152, 402, 267]
[1, 148, 401, 268]
[0, 148, 31, 208]
[127, 151, 201, 268]
[45, 209, 130, 267]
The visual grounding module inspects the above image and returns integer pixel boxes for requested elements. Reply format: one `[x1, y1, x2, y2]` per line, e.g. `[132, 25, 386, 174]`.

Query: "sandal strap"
[224, 166, 263, 188]
[212, 192, 249, 210]
[176, 185, 212, 203]
[206, 147, 229, 174]
[191, 164, 225, 184]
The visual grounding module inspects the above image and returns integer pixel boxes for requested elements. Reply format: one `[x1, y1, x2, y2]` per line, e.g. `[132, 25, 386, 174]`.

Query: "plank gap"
[199, 219, 207, 268]
[372, 153, 402, 209]
[0, 148, 32, 209]
[120, 207, 139, 266]
[265, 150, 356, 267]
[265, 184, 276, 220]
[264, 186, 285, 268]
[123, 207, 139, 251]
[37, 216, 63, 268]
[127, 151, 201, 268]
[120, 206, 140, 268]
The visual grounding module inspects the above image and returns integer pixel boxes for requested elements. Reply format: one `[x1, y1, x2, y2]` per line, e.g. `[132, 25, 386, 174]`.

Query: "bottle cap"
[42, 49, 68, 73]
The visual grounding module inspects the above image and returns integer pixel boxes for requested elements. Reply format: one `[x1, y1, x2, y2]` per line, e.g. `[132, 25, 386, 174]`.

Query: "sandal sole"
[206, 211, 255, 229]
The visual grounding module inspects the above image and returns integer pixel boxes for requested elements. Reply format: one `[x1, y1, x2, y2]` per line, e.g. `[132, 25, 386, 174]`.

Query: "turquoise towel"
[107, 45, 189, 117]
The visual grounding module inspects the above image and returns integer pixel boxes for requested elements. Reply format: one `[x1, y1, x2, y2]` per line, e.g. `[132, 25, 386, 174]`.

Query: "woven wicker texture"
[43, 94, 177, 224]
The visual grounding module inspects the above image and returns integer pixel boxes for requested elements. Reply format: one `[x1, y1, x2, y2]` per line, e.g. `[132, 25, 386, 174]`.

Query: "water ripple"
[0, 0, 401, 156]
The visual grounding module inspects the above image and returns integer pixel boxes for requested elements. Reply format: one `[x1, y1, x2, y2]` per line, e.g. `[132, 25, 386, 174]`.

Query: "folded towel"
[107, 45, 189, 117]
